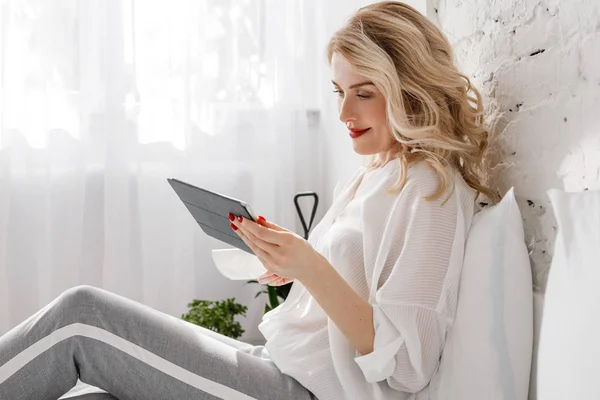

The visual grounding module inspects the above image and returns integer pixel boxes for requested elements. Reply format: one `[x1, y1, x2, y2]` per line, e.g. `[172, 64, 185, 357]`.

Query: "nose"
[338, 96, 357, 126]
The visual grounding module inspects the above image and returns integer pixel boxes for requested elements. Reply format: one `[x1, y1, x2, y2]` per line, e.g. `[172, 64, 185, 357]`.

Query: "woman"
[0, 2, 497, 399]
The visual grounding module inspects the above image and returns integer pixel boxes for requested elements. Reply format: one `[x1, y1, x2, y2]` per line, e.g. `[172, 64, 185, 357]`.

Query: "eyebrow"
[331, 80, 375, 89]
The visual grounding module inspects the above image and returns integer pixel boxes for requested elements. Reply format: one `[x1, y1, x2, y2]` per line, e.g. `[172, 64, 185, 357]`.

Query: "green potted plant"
[246, 280, 293, 313]
[179, 285, 290, 339]
[181, 298, 248, 339]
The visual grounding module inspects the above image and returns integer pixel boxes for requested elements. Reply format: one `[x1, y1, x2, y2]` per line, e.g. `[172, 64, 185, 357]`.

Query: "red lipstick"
[348, 127, 370, 138]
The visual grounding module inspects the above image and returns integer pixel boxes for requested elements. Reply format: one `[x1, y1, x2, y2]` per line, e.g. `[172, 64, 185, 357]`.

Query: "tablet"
[167, 178, 258, 254]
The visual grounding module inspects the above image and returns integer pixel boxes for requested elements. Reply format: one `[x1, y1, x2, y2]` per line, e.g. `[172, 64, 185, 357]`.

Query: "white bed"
[59, 380, 117, 400]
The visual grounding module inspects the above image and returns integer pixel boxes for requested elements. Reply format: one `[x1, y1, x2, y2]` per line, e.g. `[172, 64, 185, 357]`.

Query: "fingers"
[258, 271, 283, 285]
[241, 226, 279, 256]
[270, 276, 294, 286]
[258, 272, 294, 286]
[234, 226, 275, 265]
[231, 216, 278, 256]
[257, 216, 286, 232]
[258, 272, 279, 285]
[270, 276, 290, 286]
[234, 215, 291, 247]
[256, 216, 269, 227]
[231, 216, 283, 247]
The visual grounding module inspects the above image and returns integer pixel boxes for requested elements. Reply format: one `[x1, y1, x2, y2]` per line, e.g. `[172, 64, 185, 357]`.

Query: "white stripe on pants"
[0, 285, 318, 400]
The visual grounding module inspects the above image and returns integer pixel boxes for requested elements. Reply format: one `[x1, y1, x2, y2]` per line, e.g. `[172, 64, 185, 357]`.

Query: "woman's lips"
[349, 128, 370, 138]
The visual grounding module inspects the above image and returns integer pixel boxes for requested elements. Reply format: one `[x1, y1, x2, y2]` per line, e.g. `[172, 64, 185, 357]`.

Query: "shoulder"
[361, 159, 476, 207]
[367, 159, 442, 189]
[378, 160, 453, 201]
[403, 160, 444, 195]
[371, 160, 476, 225]
[403, 161, 475, 203]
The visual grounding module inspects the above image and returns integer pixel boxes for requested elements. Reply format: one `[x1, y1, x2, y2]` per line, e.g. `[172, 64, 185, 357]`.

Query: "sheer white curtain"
[0, 0, 324, 342]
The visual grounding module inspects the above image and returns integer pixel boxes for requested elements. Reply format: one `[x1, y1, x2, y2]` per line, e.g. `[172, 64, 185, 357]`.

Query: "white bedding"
[59, 380, 117, 400]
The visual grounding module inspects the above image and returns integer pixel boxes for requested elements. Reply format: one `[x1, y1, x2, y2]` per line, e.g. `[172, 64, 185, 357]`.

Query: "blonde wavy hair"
[327, 1, 499, 203]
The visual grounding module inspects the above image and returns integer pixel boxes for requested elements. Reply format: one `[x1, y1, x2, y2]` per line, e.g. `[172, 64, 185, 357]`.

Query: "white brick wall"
[433, 0, 600, 292]
[431, 1, 600, 398]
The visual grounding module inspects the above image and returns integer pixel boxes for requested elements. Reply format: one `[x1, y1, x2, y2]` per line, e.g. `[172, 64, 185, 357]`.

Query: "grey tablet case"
[167, 178, 257, 254]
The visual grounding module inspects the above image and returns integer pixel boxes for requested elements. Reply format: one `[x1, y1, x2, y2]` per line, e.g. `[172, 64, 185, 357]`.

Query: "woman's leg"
[0, 285, 316, 400]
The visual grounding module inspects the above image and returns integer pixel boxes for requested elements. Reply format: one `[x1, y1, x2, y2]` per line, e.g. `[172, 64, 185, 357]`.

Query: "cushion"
[59, 380, 117, 400]
[430, 187, 533, 399]
[537, 189, 600, 399]
[61, 395, 118, 400]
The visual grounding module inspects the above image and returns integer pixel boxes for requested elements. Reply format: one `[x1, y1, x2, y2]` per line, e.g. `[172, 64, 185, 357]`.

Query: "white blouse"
[258, 159, 476, 400]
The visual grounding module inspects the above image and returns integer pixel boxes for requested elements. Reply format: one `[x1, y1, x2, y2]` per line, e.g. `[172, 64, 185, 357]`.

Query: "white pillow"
[537, 189, 600, 399]
[430, 188, 533, 399]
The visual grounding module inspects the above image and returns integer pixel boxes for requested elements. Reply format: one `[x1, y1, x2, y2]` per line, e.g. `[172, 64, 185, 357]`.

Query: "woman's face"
[331, 52, 396, 157]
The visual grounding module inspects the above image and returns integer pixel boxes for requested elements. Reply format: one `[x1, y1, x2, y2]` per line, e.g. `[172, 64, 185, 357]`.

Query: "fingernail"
[230, 223, 238, 231]
[257, 216, 266, 224]
[228, 213, 235, 221]
[237, 215, 243, 223]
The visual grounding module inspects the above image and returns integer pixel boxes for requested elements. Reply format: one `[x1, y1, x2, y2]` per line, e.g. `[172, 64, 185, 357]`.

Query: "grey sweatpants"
[0, 285, 318, 400]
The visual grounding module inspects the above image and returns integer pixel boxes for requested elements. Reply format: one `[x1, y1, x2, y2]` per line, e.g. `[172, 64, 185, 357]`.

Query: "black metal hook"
[293, 192, 319, 239]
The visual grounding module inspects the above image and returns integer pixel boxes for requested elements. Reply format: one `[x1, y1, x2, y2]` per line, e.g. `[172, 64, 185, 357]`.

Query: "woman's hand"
[228, 213, 321, 282]
[257, 271, 295, 286]
[245, 217, 295, 286]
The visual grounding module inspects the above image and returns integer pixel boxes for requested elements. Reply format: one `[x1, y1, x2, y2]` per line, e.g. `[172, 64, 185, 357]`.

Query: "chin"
[351, 147, 369, 156]
[352, 144, 380, 156]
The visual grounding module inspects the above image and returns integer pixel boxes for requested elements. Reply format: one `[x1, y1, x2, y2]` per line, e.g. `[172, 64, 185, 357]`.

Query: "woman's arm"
[300, 255, 375, 356]
[228, 215, 376, 355]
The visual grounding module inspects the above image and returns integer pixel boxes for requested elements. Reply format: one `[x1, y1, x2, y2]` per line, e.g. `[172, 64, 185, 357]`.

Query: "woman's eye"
[332, 89, 370, 100]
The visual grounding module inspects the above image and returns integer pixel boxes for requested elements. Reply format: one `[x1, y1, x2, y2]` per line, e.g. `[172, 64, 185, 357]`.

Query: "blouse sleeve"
[353, 168, 462, 393]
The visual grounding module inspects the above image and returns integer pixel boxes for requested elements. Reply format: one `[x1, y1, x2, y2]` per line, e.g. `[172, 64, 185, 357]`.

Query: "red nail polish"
[238, 215, 243, 223]
[257, 216, 266, 224]
[230, 223, 238, 231]
[228, 213, 235, 221]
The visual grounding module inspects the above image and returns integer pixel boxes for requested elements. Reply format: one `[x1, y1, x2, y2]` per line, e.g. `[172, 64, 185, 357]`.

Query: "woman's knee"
[56, 285, 104, 314]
